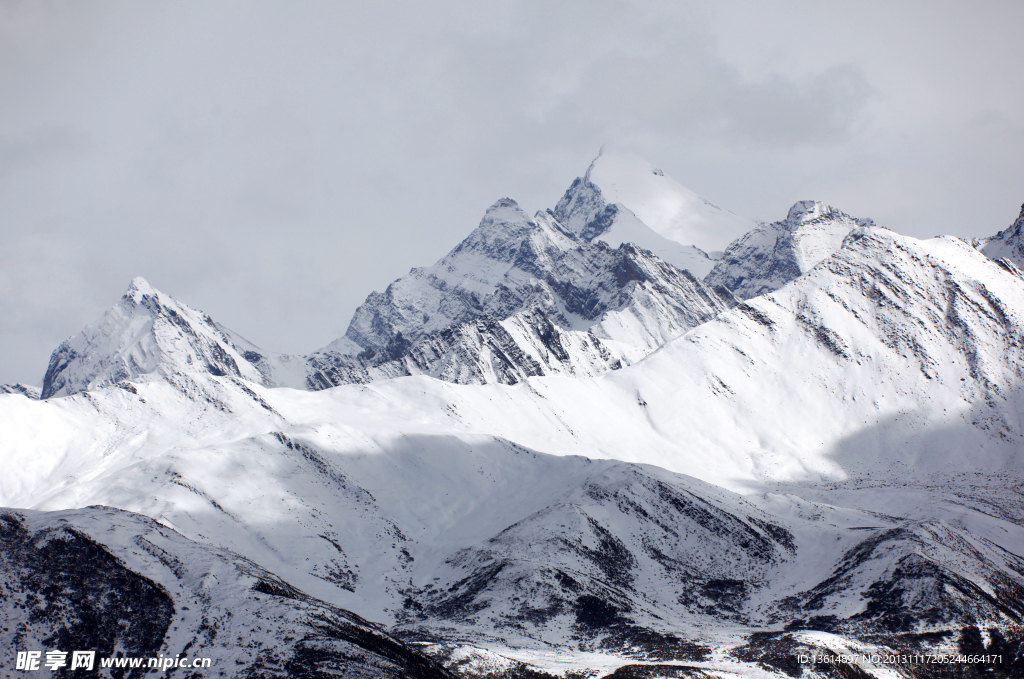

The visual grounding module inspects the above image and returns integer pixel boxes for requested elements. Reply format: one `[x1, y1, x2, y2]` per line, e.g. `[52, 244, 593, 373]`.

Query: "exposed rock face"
[1, 512, 173, 678]
[705, 200, 875, 300]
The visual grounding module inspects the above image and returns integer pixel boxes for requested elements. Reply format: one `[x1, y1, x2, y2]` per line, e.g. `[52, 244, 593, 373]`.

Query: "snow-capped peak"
[785, 199, 834, 223]
[553, 149, 756, 276]
[125, 275, 158, 301]
[787, 200, 831, 222]
[40, 278, 271, 399]
[581, 148, 756, 253]
[785, 200, 875, 228]
[317, 184, 733, 386]
[481, 196, 527, 221]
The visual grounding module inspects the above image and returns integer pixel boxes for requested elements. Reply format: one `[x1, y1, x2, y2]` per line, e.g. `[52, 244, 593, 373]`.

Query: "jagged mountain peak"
[785, 199, 837, 223]
[484, 196, 525, 214]
[125, 275, 158, 299]
[40, 278, 270, 399]
[440, 197, 574, 274]
[470, 197, 536, 237]
[321, 193, 733, 386]
[300, 177, 740, 389]
[784, 200, 875, 228]
[118, 277, 208, 325]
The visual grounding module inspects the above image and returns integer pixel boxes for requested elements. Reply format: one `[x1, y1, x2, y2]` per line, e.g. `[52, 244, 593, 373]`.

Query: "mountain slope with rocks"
[705, 200, 876, 300]
[38, 276, 311, 399]
[304, 199, 734, 389]
[1, 507, 455, 679]
[0, 383, 39, 399]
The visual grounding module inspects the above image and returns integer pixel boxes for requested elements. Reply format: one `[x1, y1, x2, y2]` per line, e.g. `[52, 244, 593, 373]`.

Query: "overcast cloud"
[2, 0, 1023, 385]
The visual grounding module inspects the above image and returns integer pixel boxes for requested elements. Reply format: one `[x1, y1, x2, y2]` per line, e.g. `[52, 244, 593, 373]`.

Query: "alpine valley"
[2, 149, 1023, 678]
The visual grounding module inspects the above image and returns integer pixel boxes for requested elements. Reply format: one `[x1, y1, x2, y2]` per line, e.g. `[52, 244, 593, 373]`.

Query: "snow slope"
[3, 378, 1021, 659]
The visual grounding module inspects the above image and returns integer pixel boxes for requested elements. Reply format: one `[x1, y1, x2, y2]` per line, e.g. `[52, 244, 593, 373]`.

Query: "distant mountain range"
[3, 151, 1023, 678]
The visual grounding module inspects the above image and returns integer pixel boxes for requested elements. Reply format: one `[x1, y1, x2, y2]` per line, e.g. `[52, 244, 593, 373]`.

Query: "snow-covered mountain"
[40, 195, 736, 399]
[975, 202, 1024, 271]
[4, 152, 1024, 677]
[705, 200, 876, 300]
[23, 225, 1024, 493]
[6, 224, 1024, 675]
[39, 276, 311, 399]
[306, 200, 733, 388]
[304, 160, 757, 389]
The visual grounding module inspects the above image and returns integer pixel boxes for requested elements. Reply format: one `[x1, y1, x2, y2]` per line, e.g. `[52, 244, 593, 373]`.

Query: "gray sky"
[2, 0, 1023, 385]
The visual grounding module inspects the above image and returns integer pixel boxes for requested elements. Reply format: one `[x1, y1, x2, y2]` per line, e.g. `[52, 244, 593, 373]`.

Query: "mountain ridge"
[37, 189, 739, 399]
[705, 200, 876, 301]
